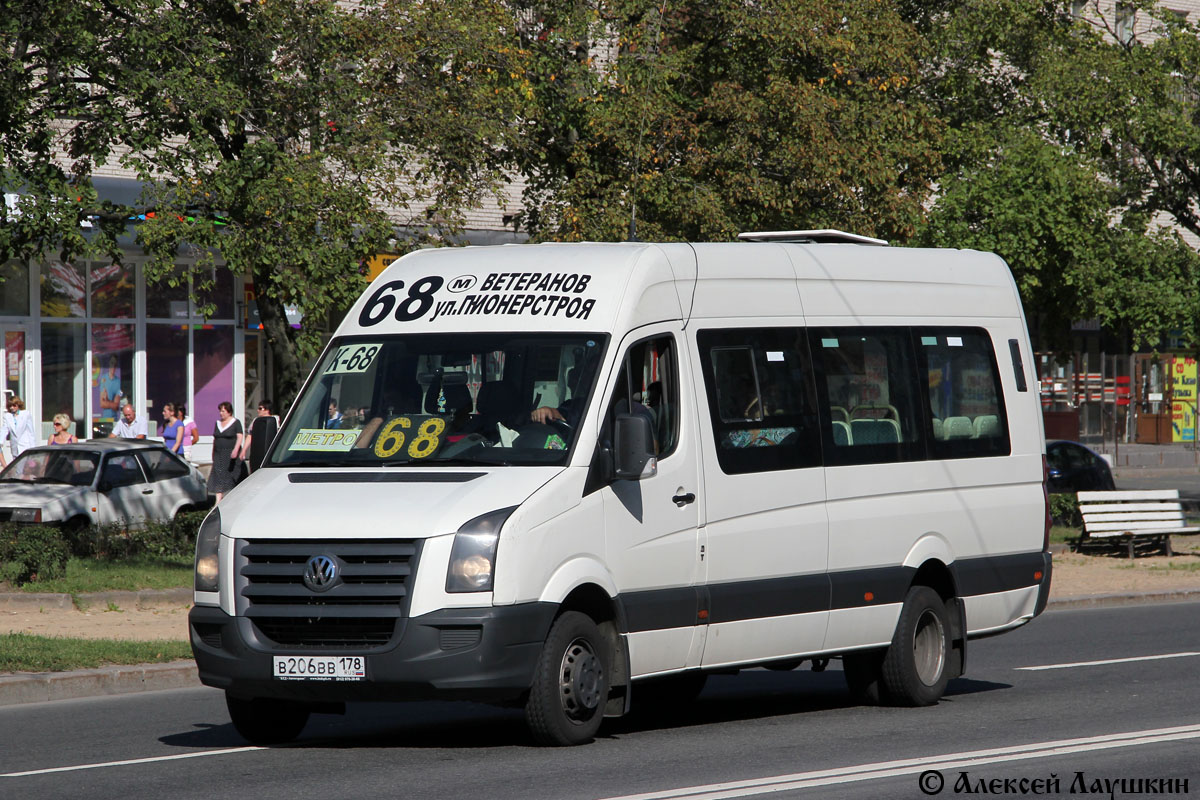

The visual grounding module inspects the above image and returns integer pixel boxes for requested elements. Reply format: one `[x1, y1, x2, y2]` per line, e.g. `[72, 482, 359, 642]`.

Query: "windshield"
[1, 450, 99, 486]
[269, 332, 607, 468]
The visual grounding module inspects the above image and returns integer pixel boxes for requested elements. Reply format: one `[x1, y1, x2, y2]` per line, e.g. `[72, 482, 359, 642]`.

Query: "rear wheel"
[525, 611, 609, 746]
[225, 693, 310, 745]
[879, 586, 953, 706]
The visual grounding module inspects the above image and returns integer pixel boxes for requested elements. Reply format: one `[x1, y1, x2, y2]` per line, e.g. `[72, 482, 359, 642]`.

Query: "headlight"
[11, 508, 41, 523]
[446, 506, 517, 593]
[194, 508, 222, 593]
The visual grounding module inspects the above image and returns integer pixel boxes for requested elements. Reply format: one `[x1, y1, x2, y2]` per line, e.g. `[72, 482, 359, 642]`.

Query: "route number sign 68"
[373, 416, 447, 460]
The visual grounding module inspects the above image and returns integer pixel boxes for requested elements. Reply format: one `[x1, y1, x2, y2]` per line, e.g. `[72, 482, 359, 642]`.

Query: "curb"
[0, 587, 192, 611]
[0, 660, 199, 706]
[1046, 588, 1200, 610]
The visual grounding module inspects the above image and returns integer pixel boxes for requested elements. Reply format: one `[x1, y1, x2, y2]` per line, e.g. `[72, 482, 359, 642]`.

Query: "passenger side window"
[916, 329, 1010, 459]
[811, 328, 923, 466]
[697, 328, 820, 474]
[603, 335, 680, 458]
[138, 449, 191, 482]
[101, 454, 145, 488]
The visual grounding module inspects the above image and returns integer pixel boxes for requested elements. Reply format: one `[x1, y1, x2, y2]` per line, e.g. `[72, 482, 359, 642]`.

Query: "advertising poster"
[1171, 357, 1197, 443]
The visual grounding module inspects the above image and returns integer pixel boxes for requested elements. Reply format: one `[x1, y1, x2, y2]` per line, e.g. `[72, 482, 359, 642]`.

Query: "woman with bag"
[206, 401, 244, 503]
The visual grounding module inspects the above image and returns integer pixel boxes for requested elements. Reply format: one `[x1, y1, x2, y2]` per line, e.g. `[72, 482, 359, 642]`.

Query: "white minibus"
[190, 231, 1051, 746]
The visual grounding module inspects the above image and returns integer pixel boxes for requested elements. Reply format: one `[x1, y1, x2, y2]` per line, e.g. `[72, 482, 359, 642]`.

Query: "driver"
[530, 363, 592, 428]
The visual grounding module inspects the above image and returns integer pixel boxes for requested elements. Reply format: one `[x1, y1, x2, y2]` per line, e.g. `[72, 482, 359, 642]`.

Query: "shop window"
[146, 266, 191, 319]
[0, 261, 30, 317]
[91, 261, 134, 319]
[194, 327, 234, 434]
[194, 267, 235, 320]
[42, 323, 87, 439]
[92, 323, 134, 437]
[147, 325, 189, 436]
[40, 261, 85, 318]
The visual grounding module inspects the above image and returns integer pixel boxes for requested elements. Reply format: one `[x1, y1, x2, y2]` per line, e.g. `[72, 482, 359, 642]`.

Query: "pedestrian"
[161, 402, 183, 454]
[176, 403, 199, 460]
[243, 398, 280, 473]
[4, 396, 37, 458]
[207, 401, 244, 503]
[48, 413, 77, 445]
[109, 404, 147, 439]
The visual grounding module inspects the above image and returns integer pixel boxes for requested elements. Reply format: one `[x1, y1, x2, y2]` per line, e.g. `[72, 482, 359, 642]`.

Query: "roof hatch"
[736, 229, 889, 246]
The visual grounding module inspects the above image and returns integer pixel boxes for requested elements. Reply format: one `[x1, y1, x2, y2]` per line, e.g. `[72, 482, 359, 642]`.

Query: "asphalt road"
[3, 602, 1199, 800]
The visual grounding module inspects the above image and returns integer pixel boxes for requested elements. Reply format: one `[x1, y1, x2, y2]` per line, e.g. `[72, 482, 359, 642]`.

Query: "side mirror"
[613, 413, 657, 481]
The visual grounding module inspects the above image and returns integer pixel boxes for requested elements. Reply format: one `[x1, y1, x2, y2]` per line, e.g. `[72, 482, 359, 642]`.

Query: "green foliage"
[3, 0, 529, 405]
[513, 0, 942, 243]
[1050, 492, 1082, 527]
[0, 525, 70, 586]
[918, 0, 1200, 350]
[65, 511, 207, 560]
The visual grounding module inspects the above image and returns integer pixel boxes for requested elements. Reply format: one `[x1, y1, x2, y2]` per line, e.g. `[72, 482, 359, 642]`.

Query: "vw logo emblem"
[303, 555, 339, 592]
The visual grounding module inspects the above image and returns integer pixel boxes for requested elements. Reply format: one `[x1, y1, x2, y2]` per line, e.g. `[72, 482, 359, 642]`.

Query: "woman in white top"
[5, 396, 37, 460]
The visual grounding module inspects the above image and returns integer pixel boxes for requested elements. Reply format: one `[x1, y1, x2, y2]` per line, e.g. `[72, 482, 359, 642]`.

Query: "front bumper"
[189, 602, 557, 703]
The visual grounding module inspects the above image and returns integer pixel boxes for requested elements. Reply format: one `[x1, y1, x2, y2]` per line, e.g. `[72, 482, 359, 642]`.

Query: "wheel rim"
[912, 608, 946, 686]
[558, 636, 603, 721]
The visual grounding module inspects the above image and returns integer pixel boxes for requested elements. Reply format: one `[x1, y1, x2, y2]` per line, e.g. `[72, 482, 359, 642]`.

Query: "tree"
[512, 0, 943, 243]
[917, 0, 1200, 350]
[2, 0, 528, 406]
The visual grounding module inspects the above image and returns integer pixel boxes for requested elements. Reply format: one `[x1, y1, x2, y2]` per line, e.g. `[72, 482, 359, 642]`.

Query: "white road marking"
[596, 724, 1200, 800]
[1016, 651, 1200, 671]
[1, 746, 266, 778]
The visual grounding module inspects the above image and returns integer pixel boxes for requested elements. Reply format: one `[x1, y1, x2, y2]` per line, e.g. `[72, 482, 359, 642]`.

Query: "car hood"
[218, 466, 562, 540]
[0, 482, 86, 506]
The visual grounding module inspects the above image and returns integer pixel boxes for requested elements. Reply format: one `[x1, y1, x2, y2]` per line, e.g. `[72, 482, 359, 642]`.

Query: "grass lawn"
[1050, 525, 1079, 546]
[8, 555, 192, 595]
[0, 633, 192, 672]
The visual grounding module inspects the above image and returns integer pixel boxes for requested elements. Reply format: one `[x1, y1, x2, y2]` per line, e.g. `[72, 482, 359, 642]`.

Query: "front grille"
[236, 538, 420, 649]
[255, 617, 398, 647]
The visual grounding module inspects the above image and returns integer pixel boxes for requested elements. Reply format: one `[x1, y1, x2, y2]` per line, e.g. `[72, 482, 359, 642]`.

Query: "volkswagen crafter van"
[190, 231, 1052, 746]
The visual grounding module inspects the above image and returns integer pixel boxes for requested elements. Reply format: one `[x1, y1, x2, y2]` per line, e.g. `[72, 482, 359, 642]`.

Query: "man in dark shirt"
[244, 399, 280, 472]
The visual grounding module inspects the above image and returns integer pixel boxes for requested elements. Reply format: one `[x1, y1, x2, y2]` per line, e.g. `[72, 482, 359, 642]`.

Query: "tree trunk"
[254, 270, 306, 412]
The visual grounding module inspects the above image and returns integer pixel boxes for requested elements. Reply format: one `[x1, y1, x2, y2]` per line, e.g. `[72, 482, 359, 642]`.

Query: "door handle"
[672, 492, 696, 507]
[142, 488, 153, 495]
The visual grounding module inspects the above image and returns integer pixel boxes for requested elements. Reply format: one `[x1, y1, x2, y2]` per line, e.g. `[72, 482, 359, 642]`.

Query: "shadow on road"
[160, 668, 1012, 750]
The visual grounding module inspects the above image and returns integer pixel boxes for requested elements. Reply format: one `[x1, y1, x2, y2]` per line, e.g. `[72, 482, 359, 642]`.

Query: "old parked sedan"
[0, 440, 208, 527]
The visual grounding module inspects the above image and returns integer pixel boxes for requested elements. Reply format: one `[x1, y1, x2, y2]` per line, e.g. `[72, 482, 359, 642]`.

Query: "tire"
[879, 586, 953, 706]
[842, 649, 885, 705]
[225, 693, 310, 745]
[525, 611, 610, 746]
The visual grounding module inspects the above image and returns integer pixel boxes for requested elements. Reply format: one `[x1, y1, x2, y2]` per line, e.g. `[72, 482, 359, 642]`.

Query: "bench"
[1077, 490, 1199, 558]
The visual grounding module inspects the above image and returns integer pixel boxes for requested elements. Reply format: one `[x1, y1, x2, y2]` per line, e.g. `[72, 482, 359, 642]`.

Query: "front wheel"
[225, 693, 310, 745]
[525, 611, 610, 746]
[879, 586, 953, 706]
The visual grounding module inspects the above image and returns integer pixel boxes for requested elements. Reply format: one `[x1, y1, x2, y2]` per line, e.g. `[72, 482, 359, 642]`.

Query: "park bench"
[1077, 489, 1199, 558]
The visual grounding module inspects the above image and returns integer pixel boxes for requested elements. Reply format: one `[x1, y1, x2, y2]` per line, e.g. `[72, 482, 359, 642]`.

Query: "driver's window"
[603, 335, 679, 459]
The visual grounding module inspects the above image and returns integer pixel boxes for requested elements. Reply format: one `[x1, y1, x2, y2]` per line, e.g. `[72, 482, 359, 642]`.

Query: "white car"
[0, 440, 208, 528]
